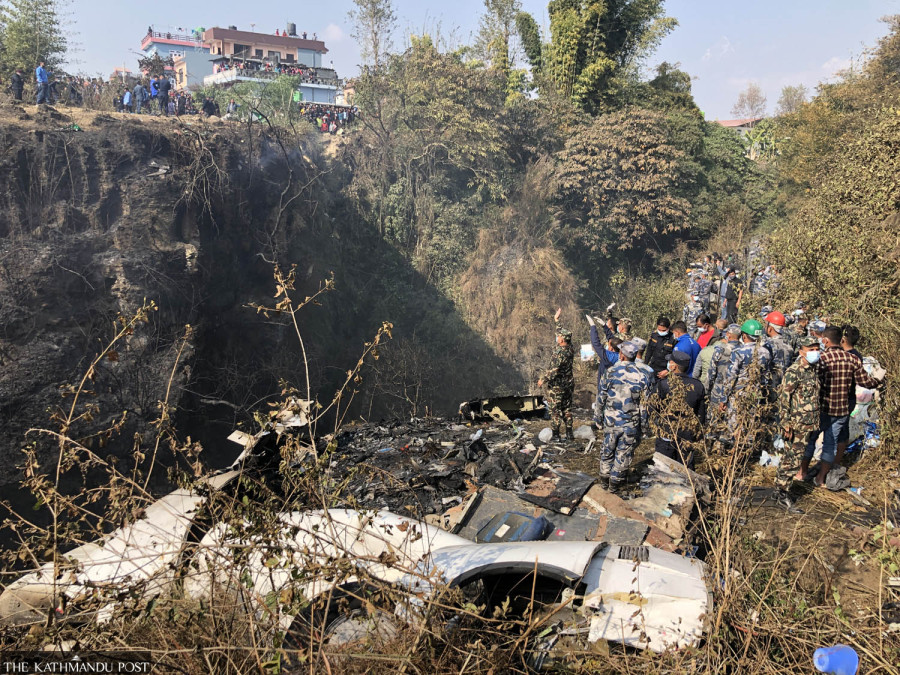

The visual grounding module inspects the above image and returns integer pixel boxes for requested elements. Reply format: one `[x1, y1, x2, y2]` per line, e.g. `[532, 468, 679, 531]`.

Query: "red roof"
[715, 117, 765, 127]
[203, 27, 327, 53]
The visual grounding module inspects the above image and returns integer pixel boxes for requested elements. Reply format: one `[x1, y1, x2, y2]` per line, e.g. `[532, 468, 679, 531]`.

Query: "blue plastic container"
[813, 645, 859, 675]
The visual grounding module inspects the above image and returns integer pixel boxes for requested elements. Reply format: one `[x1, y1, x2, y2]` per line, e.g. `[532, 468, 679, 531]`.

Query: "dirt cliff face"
[0, 106, 523, 487]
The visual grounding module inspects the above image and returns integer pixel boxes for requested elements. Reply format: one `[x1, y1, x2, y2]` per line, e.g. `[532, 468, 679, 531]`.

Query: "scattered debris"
[459, 394, 546, 422]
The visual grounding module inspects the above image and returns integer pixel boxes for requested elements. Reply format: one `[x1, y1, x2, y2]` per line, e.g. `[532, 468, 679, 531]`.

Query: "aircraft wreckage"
[0, 397, 712, 660]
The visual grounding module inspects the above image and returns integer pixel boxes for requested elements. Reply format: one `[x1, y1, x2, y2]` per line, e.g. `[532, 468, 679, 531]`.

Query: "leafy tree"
[474, 0, 527, 101]
[0, 0, 68, 78]
[731, 81, 767, 119]
[348, 0, 396, 71]
[137, 52, 173, 78]
[343, 35, 508, 279]
[555, 108, 692, 255]
[544, 0, 677, 113]
[775, 84, 808, 116]
[515, 11, 542, 72]
[628, 61, 698, 112]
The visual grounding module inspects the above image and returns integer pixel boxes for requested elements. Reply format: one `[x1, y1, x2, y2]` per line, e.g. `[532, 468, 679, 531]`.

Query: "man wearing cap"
[615, 317, 633, 342]
[631, 338, 656, 381]
[596, 341, 652, 492]
[652, 350, 705, 468]
[645, 316, 676, 378]
[695, 270, 713, 313]
[809, 320, 827, 346]
[763, 311, 794, 392]
[538, 308, 576, 441]
[682, 294, 704, 334]
[777, 336, 821, 488]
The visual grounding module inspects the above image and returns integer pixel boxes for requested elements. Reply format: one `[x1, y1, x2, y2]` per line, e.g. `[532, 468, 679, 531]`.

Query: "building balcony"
[203, 68, 341, 89]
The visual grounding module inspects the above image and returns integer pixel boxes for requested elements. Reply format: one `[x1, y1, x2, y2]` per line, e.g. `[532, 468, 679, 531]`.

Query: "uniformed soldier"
[718, 320, 773, 434]
[630, 337, 657, 381]
[707, 323, 742, 411]
[695, 272, 713, 313]
[596, 341, 653, 492]
[683, 295, 704, 332]
[537, 308, 575, 441]
[615, 317, 633, 342]
[762, 310, 795, 392]
[776, 336, 821, 488]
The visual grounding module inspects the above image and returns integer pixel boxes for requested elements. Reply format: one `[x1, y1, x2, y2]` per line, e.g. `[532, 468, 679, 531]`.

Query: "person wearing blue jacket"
[35, 61, 49, 104]
[671, 320, 701, 374]
[587, 315, 621, 388]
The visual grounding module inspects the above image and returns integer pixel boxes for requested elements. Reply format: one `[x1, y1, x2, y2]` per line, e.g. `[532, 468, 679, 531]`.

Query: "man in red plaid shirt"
[799, 326, 886, 486]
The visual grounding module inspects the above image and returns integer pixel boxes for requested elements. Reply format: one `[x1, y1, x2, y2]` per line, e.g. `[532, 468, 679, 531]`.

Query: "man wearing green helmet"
[718, 319, 773, 435]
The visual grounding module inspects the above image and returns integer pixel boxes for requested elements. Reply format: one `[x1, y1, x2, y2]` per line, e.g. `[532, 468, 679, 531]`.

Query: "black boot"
[551, 427, 561, 441]
[565, 424, 575, 441]
[598, 475, 610, 490]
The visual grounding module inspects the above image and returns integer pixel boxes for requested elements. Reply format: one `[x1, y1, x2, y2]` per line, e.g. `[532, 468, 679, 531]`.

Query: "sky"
[65, 0, 899, 119]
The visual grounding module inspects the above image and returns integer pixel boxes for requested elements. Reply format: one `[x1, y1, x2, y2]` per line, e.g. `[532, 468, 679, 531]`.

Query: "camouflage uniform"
[707, 340, 739, 406]
[776, 358, 820, 486]
[695, 278, 713, 312]
[721, 340, 773, 403]
[718, 342, 773, 443]
[543, 320, 575, 436]
[596, 361, 653, 487]
[683, 300, 704, 331]
[781, 325, 801, 352]
[764, 333, 795, 392]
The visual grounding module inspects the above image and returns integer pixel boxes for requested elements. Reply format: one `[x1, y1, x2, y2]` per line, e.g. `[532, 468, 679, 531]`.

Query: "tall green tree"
[544, 0, 676, 113]
[348, 0, 396, 71]
[474, 0, 527, 101]
[0, 0, 68, 78]
[515, 11, 542, 72]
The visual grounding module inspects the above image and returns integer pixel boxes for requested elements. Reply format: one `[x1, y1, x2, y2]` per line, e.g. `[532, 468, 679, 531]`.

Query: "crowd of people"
[300, 103, 357, 134]
[540, 253, 888, 499]
[6, 62, 356, 134]
[212, 60, 336, 86]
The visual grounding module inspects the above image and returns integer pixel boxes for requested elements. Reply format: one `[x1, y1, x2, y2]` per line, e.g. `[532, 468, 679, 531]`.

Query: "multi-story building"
[141, 26, 209, 63]
[200, 25, 341, 103]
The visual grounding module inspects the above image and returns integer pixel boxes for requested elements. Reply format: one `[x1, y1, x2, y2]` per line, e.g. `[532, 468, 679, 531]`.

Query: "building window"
[284, 53, 295, 62]
[267, 50, 280, 60]
[255, 49, 263, 58]
[233, 43, 251, 57]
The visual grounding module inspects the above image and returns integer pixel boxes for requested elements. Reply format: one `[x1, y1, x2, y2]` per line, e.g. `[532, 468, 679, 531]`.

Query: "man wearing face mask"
[777, 336, 821, 488]
[683, 294, 704, 333]
[802, 326, 885, 486]
[645, 316, 676, 378]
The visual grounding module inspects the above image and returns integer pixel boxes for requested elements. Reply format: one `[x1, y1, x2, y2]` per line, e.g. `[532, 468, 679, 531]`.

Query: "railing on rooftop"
[203, 68, 342, 88]
[144, 31, 205, 44]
